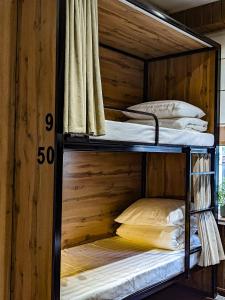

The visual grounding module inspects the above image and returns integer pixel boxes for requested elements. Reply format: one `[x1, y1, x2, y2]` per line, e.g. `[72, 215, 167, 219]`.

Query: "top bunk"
[60, 0, 220, 154]
[98, 0, 219, 60]
[64, 106, 215, 154]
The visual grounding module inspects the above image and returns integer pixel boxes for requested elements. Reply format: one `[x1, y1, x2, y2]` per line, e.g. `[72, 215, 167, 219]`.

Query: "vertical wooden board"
[100, 47, 144, 109]
[182, 267, 212, 293]
[62, 151, 142, 248]
[0, 1, 17, 299]
[218, 225, 225, 290]
[172, 1, 225, 34]
[147, 154, 186, 199]
[148, 51, 216, 133]
[148, 60, 168, 100]
[220, 125, 225, 145]
[11, 1, 57, 300]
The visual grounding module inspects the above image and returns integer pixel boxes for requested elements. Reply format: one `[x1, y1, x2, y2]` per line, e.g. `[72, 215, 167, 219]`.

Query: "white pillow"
[116, 224, 200, 250]
[115, 198, 186, 226]
[123, 100, 205, 120]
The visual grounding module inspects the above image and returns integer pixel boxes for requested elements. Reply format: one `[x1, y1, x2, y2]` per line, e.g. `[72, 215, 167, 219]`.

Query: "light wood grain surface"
[148, 51, 216, 134]
[11, 1, 57, 299]
[0, 1, 17, 299]
[100, 46, 144, 109]
[62, 151, 142, 248]
[98, 0, 208, 59]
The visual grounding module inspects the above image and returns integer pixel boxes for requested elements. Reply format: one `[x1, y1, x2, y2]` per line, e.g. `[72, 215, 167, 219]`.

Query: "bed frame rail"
[66, 107, 159, 146]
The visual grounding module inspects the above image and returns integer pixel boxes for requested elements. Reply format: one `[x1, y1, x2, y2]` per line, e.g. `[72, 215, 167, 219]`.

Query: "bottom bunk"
[60, 150, 223, 300]
[60, 236, 200, 300]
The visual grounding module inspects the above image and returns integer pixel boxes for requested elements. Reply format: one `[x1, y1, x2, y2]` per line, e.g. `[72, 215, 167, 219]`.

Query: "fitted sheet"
[61, 237, 199, 300]
[90, 120, 214, 146]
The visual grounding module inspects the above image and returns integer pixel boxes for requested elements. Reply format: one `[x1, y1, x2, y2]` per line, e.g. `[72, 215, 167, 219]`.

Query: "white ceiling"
[148, 0, 218, 14]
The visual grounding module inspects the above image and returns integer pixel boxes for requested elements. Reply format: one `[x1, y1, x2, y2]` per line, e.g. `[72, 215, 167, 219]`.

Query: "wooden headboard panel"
[148, 50, 216, 133]
[99, 46, 144, 120]
[62, 151, 142, 249]
[147, 153, 186, 199]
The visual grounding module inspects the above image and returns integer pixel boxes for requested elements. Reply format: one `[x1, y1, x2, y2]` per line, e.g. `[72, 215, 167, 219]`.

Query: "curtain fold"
[64, 0, 105, 135]
[193, 155, 225, 266]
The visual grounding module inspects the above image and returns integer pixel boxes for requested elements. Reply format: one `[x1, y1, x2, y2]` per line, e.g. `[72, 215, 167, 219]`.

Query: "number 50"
[37, 146, 55, 164]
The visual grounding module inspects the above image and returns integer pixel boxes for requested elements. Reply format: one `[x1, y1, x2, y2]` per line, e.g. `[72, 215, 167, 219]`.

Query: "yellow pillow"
[115, 198, 185, 226]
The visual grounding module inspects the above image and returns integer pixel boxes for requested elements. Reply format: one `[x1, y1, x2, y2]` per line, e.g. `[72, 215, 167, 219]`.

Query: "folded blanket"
[116, 224, 200, 251]
[126, 118, 208, 132]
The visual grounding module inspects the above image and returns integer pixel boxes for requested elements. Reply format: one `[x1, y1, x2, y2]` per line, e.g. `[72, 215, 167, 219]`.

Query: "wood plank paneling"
[98, 0, 208, 59]
[62, 151, 142, 249]
[100, 47, 144, 110]
[0, 1, 17, 299]
[220, 125, 225, 145]
[11, 1, 57, 300]
[104, 109, 127, 122]
[149, 51, 216, 134]
[182, 267, 212, 294]
[147, 154, 186, 199]
[218, 225, 225, 291]
[172, 0, 225, 34]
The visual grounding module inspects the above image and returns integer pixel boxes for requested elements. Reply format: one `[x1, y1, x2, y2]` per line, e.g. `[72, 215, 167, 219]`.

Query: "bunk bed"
[54, 0, 222, 299]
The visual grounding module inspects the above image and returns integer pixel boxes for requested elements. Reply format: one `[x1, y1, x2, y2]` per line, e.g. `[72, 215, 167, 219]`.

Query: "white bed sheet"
[90, 120, 214, 146]
[61, 237, 199, 300]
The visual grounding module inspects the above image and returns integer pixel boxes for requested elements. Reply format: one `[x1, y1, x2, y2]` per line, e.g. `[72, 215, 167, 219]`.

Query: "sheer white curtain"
[64, 0, 105, 135]
[193, 155, 225, 266]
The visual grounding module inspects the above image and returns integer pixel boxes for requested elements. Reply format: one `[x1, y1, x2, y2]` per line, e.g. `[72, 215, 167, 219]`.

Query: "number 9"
[45, 113, 54, 131]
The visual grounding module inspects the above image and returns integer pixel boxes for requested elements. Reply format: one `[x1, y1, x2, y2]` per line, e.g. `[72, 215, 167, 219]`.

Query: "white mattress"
[90, 120, 214, 146]
[61, 237, 199, 300]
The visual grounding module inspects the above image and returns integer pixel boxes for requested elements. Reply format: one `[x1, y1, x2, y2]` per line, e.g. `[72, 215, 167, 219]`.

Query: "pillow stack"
[124, 100, 208, 132]
[115, 198, 200, 251]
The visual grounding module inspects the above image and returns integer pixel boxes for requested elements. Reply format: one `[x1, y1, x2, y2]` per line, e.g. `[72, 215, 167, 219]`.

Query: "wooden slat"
[182, 267, 212, 294]
[104, 109, 127, 122]
[98, 0, 208, 59]
[100, 46, 144, 109]
[220, 125, 225, 145]
[0, 1, 17, 299]
[11, 1, 57, 300]
[147, 154, 186, 199]
[148, 51, 216, 134]
[218, 225, 225, 290]
[172, 0, 225, 34]
[62, 151, 142, 249]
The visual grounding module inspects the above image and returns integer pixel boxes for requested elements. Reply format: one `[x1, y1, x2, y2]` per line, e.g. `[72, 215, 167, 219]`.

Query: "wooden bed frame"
[52, 1, 222, 299]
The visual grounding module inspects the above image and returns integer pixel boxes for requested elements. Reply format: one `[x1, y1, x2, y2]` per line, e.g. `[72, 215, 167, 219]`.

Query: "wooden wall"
[99, 46, 144, 120]
[172, 0, 225, 34]
[0, 1, 17, 299]
[147, 154, 186, 199]
[10, 1, 57, 300]
[220, 126, 225, 145]
[62, 151, 142, 249]
[148, 50, 216, 134]
[100, 47, 144, 109]
[61, 46, 145, 250]
[218, 225, 225, 293]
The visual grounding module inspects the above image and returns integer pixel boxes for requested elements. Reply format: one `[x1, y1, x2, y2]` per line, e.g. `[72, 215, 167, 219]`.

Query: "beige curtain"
[64, 0, 105, 135]
[193, 155, 225, 266]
